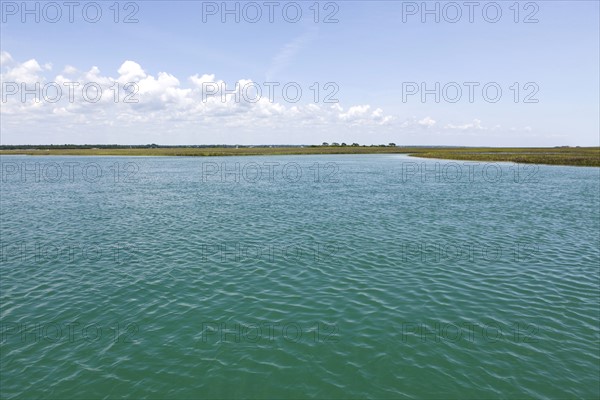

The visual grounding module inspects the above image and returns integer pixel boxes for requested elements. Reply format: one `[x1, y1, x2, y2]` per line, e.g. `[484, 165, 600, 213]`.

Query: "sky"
[0, 0, 599, 146]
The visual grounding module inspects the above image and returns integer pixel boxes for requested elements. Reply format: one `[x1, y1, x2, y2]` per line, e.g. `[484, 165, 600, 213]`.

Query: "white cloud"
[0, 51, 14, 66]
[418, 116, 436, 127]
[63, 65, 78, 75]
[0, 53, 397, 143]
[117, 60, 147, 83]
[2, 58, 44, 83]
[510, 126, 533, 133]
[340, 105, 370, 120]
[189, 74, 216, 88]
[444, 119, 485, 131]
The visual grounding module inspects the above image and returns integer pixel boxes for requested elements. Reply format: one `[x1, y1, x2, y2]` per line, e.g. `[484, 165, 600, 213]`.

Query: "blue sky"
[1, 0, 598, 145]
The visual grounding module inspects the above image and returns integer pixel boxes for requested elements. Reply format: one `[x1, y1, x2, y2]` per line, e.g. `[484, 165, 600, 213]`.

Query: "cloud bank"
[0, 52, 534, 145]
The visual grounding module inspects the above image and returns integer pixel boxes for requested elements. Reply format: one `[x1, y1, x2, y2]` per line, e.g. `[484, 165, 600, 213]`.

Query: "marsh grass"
[1, 146, 598, 166]
[413, 147, 600, 167]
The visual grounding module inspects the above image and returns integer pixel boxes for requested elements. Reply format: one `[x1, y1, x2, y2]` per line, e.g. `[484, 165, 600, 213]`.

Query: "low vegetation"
[0, 145, 598, 166]
[411, 147, 600, 167]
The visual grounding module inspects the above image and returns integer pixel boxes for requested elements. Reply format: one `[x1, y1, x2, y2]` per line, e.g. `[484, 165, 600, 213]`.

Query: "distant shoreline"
[0, 146, 598, 167]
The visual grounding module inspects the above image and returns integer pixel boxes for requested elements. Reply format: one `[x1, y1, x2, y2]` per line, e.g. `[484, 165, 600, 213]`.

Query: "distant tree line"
[320, 142, 397, 147]
[0, 144, 316, 150]
[0, 143, 400, 149]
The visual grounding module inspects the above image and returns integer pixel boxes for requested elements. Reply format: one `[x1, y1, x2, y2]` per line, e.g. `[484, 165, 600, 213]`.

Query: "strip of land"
[0, 146, 598, 167]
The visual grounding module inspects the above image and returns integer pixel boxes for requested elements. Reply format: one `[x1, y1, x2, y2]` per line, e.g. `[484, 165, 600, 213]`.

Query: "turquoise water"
[1, 154, 599, 399]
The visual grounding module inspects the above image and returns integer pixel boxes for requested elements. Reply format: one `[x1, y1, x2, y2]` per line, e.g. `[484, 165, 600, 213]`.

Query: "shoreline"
[1, 147, 598, 167]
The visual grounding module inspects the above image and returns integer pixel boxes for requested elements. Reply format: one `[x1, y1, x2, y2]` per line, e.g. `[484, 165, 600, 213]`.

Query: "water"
[1, 154, 598, 399]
